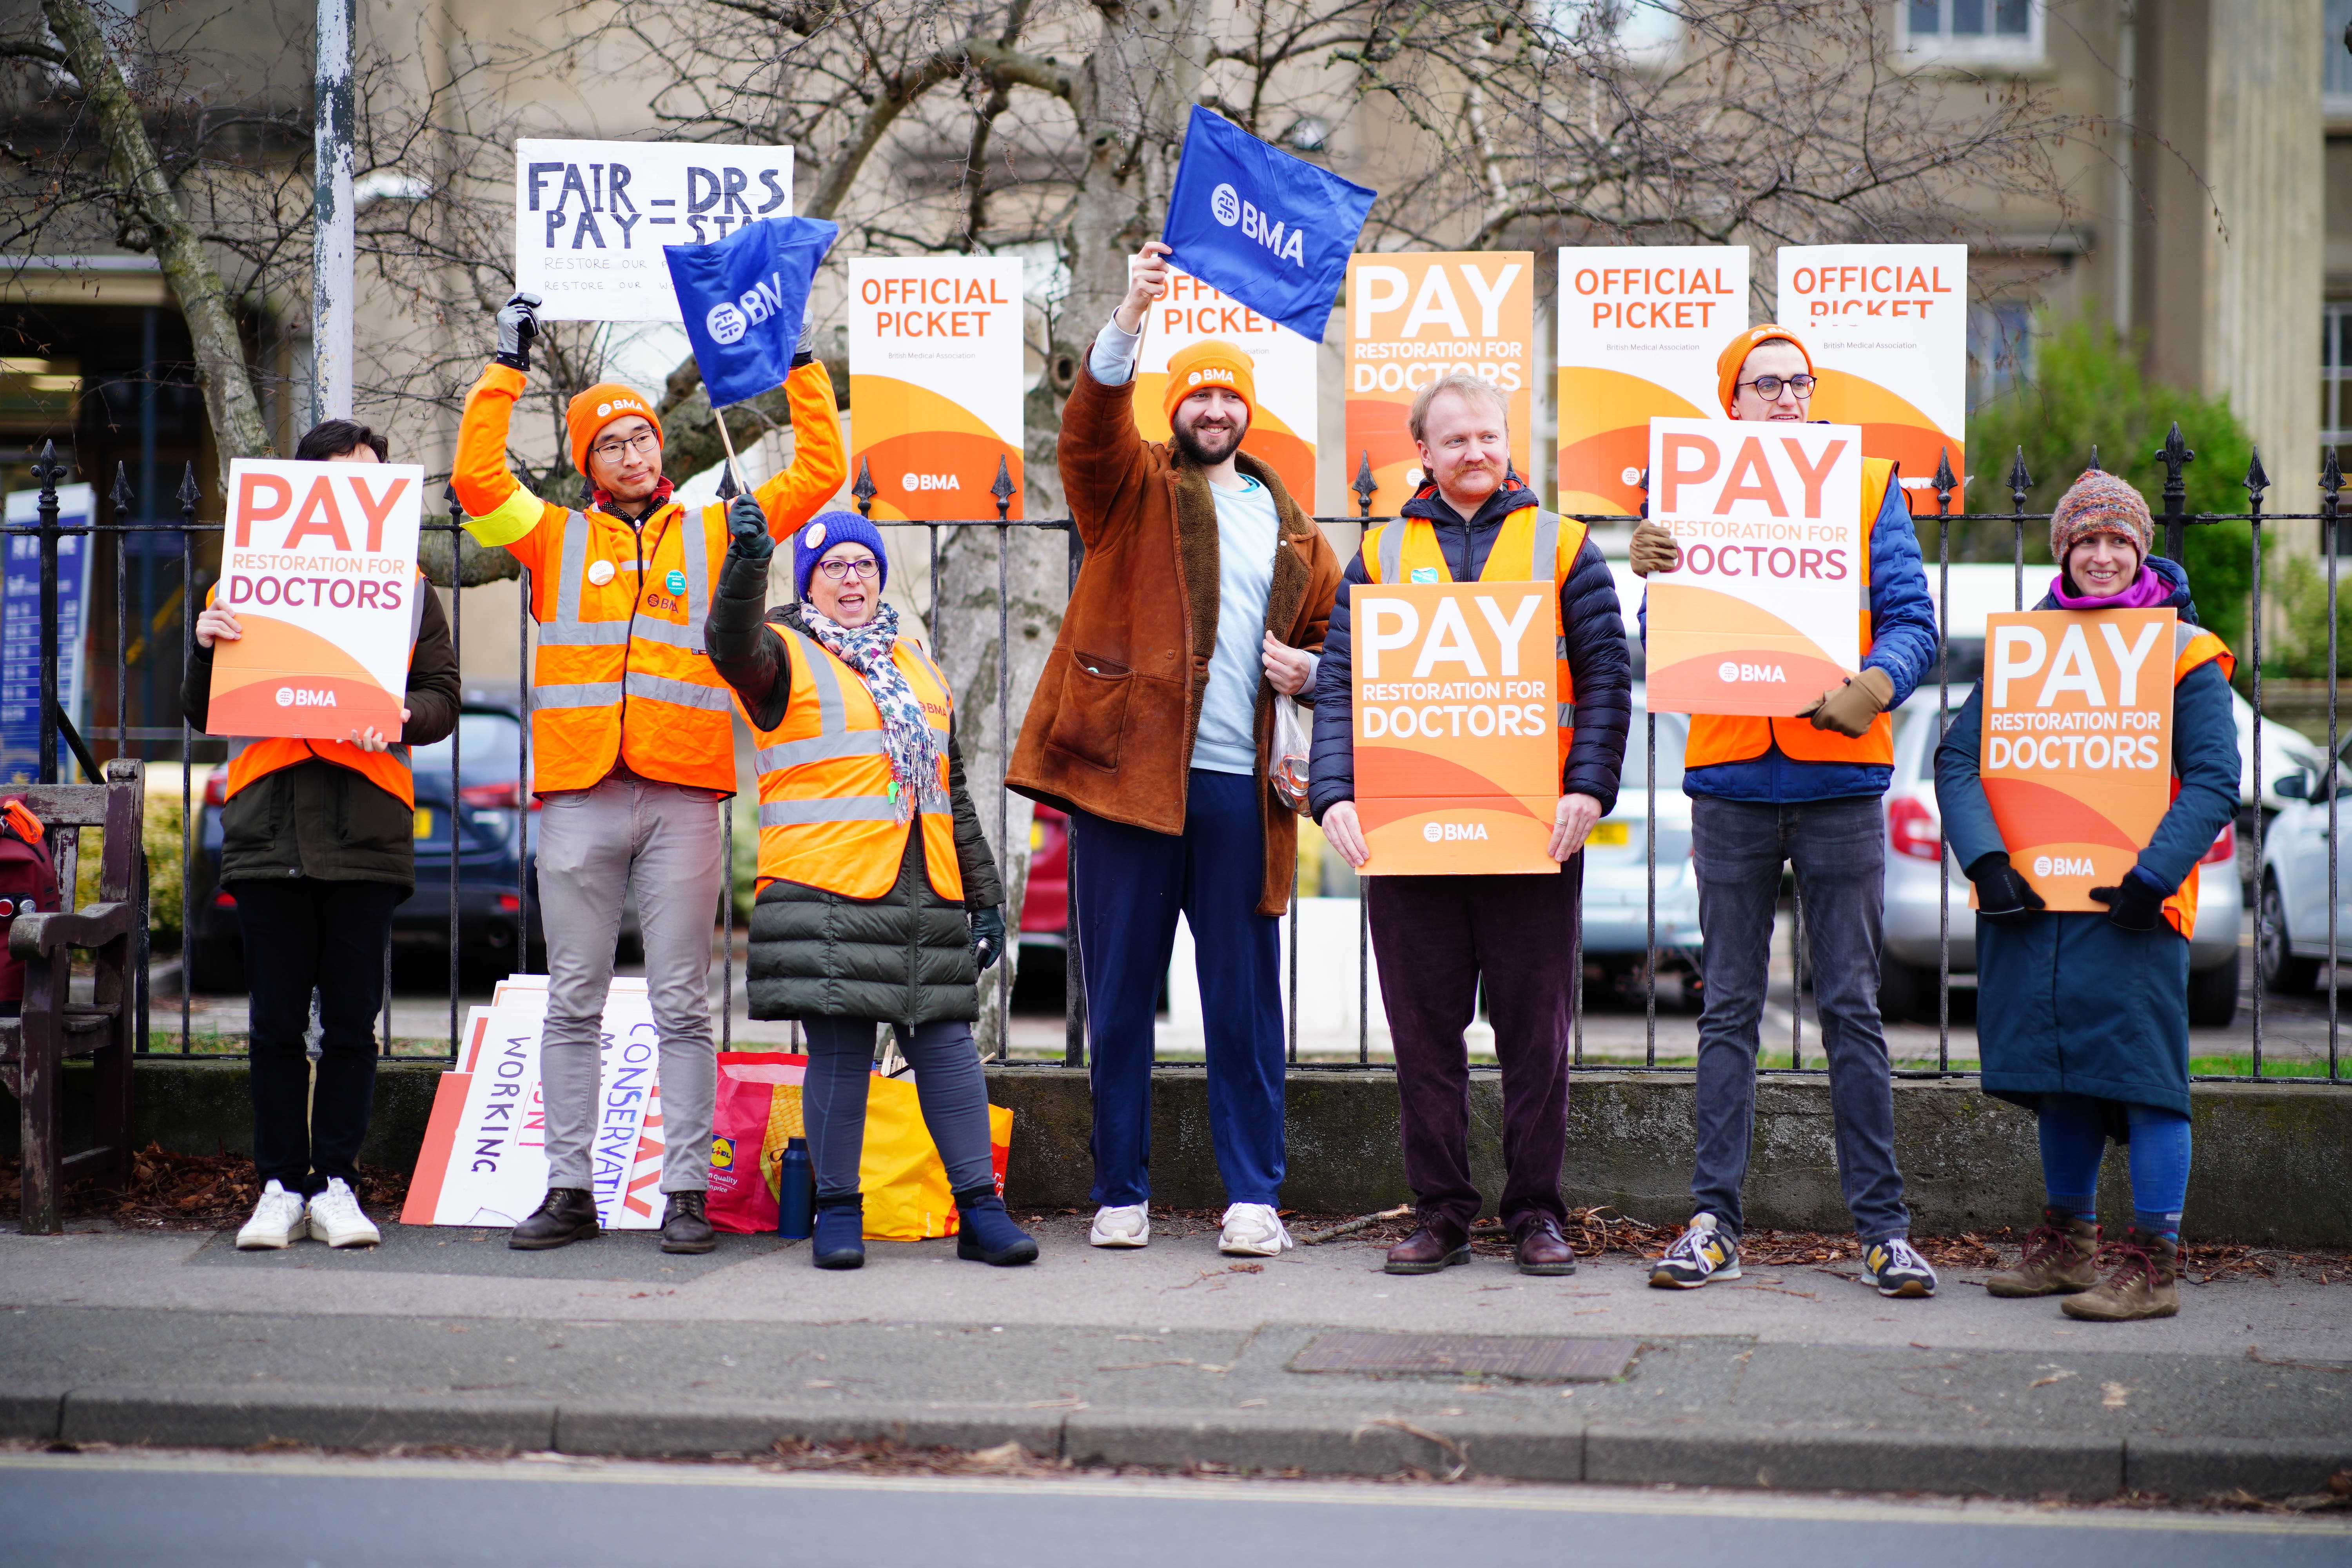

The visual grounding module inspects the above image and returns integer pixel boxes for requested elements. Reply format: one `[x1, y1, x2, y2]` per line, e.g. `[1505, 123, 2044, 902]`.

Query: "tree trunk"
[43, 0, 276, 488]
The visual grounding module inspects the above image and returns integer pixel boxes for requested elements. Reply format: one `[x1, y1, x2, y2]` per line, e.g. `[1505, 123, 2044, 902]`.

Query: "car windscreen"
[410, 712, 523, 781]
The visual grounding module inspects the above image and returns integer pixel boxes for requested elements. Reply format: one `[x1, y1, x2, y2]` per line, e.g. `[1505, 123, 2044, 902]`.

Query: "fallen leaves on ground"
[0, 1144, 408, 1230]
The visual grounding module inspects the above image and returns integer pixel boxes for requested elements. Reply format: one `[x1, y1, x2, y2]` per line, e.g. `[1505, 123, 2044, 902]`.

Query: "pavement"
[5, 1210, 2349, 1501]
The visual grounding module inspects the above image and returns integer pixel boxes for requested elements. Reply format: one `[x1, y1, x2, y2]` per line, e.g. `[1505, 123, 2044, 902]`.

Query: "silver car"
[2258, 741, 2352, 995]
[1880, 692, 2242, 1026]
[1584, 693, 1701, 1006]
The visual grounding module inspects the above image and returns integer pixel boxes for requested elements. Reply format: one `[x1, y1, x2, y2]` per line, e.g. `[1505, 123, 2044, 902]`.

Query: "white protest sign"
[515, 138, 795, 321]
[208, 459, 423, 741]
[1641, 417, 1866, 716]
[401, 979, 668, 1230]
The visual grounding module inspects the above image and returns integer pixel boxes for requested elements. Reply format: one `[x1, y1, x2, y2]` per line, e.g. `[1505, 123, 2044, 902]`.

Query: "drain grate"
[1289, 1332, 1637, 1382]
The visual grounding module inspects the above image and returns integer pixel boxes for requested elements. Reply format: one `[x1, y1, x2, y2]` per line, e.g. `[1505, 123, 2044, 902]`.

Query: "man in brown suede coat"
[1009, 240, 1341, 1258]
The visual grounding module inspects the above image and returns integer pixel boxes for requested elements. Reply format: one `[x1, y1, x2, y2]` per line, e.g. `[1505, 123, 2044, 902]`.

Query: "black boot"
[508, 1187, 599, 1251]
[812, 1195, 866, 1270]
[953, 1186, 1038, 1266]
[660, 1190, 716, 1255]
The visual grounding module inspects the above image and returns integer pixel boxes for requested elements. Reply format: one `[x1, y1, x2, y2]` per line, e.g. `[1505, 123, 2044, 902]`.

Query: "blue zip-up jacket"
[1637, 464, 1938, 802]
[1308, 478, 1632, 820]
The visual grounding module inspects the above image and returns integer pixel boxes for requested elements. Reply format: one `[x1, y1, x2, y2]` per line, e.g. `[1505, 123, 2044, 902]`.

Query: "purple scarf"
[2049, 564, 2172, 610]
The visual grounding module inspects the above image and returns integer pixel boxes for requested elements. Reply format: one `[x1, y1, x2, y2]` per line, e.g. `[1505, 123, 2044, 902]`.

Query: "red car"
[1021, 804, 1069, 946]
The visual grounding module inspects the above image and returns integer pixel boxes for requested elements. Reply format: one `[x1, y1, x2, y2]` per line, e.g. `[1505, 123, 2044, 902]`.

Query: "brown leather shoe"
[508, 1187, 599, 1251]
[1512, 1214, 1578, 1276]
[1384, 1217, 1470, 1275]
[660, 1190, 716, 1255]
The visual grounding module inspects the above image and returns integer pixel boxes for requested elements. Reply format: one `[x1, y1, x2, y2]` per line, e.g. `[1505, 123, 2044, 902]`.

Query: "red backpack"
[0, 798, 58, 1006]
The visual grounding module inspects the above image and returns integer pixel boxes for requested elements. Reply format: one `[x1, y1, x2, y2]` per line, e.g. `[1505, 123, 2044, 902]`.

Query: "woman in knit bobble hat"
[1930, 470, 2240, 1322]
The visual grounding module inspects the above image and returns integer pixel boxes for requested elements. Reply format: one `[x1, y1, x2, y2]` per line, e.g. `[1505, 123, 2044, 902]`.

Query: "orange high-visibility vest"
[2160, 621, 2236, 940]
[1361, 505, 1588, 775]
[752, 627, 962, 901]
[218, 571, 428, 810]
[524, 503, 737, 794]
[1684, 457, 1899, 771]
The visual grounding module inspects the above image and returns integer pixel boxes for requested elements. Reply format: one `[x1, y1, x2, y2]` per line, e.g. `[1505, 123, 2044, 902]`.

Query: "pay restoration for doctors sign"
[1641, 417, 1866, 715]
[515, 138, 794, 321]
[1978, 608, 2176, 911]
[206, 458, 423, 741]
[1349, 580, 1559, 876]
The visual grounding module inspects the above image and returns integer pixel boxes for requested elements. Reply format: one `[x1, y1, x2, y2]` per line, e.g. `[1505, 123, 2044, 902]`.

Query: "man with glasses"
[452, 292, 846, 1254]
[1627, 324, 1942, 1299]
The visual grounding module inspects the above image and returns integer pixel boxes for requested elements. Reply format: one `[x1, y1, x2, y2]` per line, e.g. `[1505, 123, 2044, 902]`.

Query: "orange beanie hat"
[566, 383, 663, 475]
[1714, 325, 1814, 415]
[1161, 340, 1257, 426]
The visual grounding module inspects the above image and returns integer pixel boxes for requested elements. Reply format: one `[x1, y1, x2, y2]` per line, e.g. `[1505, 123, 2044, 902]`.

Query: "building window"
[2326, 302, 2352, 480]
[1967, 301, 2034, 411]
[1896, 0, 2043, 67]
[2328, 0, 2352, 117]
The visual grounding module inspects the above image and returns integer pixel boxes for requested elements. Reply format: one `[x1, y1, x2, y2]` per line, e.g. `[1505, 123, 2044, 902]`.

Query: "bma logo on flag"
[705, 301, 748, 345]
[1208, 180, 1306, 269]
[1211, 183, 1242, 226]
[706, 269, 791, 347]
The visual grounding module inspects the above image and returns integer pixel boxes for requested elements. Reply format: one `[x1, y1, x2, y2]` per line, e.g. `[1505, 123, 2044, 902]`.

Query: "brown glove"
[1799, 666, 1895, 737]
[1629, 520, 1680, 577]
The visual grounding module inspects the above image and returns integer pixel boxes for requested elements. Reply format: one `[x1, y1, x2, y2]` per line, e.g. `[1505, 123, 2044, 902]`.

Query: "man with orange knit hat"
[1627, 322, 1941, 1300]
[1008, 239, 1341, 1258]
[452, 290, 845, 1255]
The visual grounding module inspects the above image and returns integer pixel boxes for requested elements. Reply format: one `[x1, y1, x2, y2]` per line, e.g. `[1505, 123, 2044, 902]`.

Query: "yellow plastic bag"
[858, 1075, 1014, 1241]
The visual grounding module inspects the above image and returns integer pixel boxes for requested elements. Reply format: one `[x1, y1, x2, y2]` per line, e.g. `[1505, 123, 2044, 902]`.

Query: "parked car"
[184, 689, 585, 993]
[1879, 691, 2242, 1027]
[1020, 804, 1069, 956]
[1582, 690, 1701, 1007]
[2256, 741, 2352, 994]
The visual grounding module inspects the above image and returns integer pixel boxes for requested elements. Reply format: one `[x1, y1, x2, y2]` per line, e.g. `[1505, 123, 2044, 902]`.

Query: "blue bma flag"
[1160, 105, 1375, 342]
[665, 215, 840, 408]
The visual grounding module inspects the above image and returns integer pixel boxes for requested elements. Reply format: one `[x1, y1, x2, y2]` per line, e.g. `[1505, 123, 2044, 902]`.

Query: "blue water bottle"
[776, 1136, 815, 1240]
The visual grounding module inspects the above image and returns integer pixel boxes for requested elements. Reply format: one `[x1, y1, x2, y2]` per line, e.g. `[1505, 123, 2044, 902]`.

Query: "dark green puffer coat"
[708, 548, 1004, 1027]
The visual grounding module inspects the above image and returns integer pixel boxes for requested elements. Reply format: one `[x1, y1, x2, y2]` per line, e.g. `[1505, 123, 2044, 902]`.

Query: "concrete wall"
[11, 1061, 2351, 1245]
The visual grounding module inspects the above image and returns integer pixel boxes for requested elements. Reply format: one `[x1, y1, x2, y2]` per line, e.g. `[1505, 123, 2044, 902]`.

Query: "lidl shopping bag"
[705, 1052, 1014, 1240]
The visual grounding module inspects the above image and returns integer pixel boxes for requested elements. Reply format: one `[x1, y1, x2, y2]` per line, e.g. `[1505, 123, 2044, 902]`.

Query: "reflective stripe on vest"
[1683, 456, 1899, 772]
[751, 627, 960, 901]
[1363, 505, 1585, 772]
[2159, 622, 2236, 940]
[526, 503, 738, 793]
[218, 571, 426, 810]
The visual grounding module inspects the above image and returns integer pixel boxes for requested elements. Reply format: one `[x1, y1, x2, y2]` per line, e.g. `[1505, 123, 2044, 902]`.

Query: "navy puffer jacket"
[1307, 478, 1633, 821]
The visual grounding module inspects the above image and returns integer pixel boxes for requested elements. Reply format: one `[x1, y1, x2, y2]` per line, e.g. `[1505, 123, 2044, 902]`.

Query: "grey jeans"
[1689, 794, 1910, 1242]
[536, 773, 726, 1194]
[799, 1017, 997, 1201]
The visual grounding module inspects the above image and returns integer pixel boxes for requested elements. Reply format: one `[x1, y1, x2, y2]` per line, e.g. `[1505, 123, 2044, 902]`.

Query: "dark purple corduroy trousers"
[1365, 858, 1580, 1233]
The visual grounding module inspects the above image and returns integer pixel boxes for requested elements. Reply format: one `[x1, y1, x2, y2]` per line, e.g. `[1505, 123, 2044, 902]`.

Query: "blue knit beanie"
[792, 510, 890, 601]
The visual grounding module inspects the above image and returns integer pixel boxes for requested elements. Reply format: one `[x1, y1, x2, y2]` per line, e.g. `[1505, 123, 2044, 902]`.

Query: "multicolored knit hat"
[2049, 469, 2153, 564]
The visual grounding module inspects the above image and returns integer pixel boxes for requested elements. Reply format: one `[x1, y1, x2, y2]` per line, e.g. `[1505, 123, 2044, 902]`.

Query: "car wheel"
[1876, 957, 1934, 1025]
[2259, 878, 2321, 995]
[2187, 956, 2239, 1027]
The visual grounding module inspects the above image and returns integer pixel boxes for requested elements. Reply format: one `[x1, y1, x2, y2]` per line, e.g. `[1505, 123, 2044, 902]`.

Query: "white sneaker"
[235, 1180, 308, 1250]
[306, 1178, 382, 1249]
[1089, 1203, 1150, 1248]
[1218, 1202, 1293, 1257]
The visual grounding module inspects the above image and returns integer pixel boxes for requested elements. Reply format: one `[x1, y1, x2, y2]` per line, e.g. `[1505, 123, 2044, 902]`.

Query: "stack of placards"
[402, 977, 668, 1231]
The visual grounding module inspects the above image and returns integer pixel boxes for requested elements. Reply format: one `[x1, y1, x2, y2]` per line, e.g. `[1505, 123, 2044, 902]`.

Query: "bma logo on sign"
[1717, 661, 1787, 683]
[2033, 855, 2094, 877]
[1422, 821, 1490, 843]
[274, 687, 337, 708]
[901, 472, 962, 491]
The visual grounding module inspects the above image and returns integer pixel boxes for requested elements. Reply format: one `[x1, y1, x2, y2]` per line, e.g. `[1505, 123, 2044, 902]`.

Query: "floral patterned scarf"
[799, 602, 939, 824]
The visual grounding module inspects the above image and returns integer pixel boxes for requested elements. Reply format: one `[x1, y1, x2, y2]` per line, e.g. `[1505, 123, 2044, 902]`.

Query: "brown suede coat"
[1008, 362, 1341, 916]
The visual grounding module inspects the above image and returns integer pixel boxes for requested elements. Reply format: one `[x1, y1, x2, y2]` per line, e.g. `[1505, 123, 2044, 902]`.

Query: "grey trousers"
[799, 1017, 997, 1201]
[536, 773, 726, 1194]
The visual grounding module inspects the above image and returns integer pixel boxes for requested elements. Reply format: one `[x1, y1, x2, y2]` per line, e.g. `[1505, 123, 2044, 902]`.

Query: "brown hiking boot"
[1986, 1210, 2100, 1298]
[2061, 1229, 2180, 1321]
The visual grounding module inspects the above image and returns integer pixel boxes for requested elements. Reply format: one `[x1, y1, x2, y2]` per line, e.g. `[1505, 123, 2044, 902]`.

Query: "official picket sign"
[1641, 417, 1865, 715]
[514, 138, 795, 321]
[1345, 252, 1534, 517]
[1979, 608, 2176, 911]
[1776, 245, 1967, 514]
[849, 256, 1025, 521]
[1132, 263, 1317, 503]
[1349, 580, 1559, 876]
[1555, 245, 1749, 516]
[207, 458, 424, 741]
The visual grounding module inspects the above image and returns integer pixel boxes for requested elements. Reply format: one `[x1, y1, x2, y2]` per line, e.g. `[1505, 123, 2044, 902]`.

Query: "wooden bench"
[0, 760, 143, 1234]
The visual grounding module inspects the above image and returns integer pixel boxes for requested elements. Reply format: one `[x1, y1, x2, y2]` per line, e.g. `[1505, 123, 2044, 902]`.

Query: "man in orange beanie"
[451, 290, 846, 1257]
[1626, 321, 1940, 1301]
[1009, 239, 1341, 1258]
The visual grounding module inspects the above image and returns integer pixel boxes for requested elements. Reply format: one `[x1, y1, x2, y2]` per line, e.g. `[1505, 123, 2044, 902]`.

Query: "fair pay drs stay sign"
[515, 138, 794, 322]
[207, 458, 425, 742]
[1641, 417, 1866, 717]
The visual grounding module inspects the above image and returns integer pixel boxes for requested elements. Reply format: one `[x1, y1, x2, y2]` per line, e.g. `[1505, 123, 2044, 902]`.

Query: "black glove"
[969, 906, 1007, 971]
[2088, 866, 2167, 933]
[1966, 852, 2046, 926]
[494, 292, 541, 371]
[726, 493, 772, 560]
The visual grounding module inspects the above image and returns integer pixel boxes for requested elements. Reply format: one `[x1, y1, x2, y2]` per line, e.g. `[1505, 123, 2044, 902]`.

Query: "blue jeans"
[798, 1018, 998, 1201]
[1070, 769, 1285, 1207]
[1689, 794, 1910, 1241]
